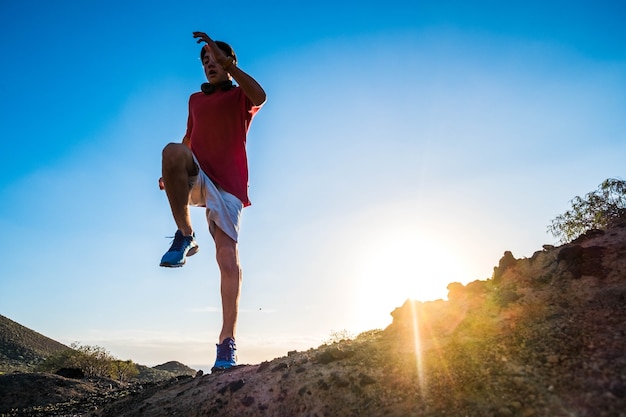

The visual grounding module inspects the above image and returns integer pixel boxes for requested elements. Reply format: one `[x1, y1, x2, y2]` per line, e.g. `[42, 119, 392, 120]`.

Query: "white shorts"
[188, 156, 243, 242]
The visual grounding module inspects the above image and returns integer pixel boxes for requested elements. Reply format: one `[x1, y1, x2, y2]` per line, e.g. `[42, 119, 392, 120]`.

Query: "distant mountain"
[153, 360, 196, 377]
[0, 314, 196, 382]
[133, 361, 197, 384]
[0, 315, 69, 373]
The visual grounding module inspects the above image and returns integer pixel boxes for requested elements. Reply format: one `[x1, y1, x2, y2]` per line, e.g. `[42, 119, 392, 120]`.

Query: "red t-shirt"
[186, 87, 262, 207]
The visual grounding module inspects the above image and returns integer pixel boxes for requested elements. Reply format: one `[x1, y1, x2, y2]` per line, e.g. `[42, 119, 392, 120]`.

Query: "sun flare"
[351, 231, 469, 332]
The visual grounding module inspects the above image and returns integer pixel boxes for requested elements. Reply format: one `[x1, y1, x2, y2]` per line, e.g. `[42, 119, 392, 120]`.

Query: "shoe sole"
[159, 246, 199, 268]
[211, 364, 242, 373]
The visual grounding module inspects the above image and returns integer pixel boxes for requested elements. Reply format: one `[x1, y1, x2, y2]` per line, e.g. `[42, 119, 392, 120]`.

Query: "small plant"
[548, 178, 626, 244]
[324, 329, 355, 344]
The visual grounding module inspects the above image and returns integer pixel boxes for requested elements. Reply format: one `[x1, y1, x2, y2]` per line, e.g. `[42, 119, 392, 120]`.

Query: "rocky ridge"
[88, 219, 626, 417]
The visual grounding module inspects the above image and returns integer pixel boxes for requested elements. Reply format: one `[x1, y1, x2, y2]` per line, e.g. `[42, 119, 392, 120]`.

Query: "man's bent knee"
[162, 142, 190, 162]
[162, 143, 196, 174]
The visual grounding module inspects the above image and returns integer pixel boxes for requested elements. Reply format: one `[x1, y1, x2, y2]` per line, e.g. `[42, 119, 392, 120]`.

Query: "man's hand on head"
[193, 31, 229, 68]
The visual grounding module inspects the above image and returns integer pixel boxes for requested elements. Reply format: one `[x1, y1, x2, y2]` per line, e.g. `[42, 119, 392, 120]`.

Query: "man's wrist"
[222, 57, 235, 70]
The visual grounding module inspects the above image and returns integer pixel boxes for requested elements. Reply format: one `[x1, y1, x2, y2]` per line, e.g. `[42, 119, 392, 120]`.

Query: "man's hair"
[200, 41, 237, 65]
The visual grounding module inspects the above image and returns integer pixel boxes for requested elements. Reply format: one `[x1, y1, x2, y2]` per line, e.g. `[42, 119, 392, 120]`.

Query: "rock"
[55, 367, 85, 379]
[271, 362, 289, 372]
[571, 228, 605, 244]
[492, 251, 518, 283]
[557, 245, 606, 279]
[546, 354, 559, 364]
[315, 345, 354, 364]
[358, 373, 376, 386]
[241, 395, 255, 406]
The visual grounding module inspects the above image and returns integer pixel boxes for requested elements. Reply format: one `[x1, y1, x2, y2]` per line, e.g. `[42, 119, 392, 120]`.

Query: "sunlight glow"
[351, 227, 469, 332]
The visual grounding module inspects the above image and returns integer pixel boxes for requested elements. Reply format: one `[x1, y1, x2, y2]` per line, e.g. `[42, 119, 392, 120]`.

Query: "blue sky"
[1, 0, 625, 370]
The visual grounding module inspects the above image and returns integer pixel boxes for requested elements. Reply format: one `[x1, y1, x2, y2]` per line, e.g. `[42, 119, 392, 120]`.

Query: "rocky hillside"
[87, 219, 626, 417]
[1, 218, 625, 416]
[0, 315, 69, 373]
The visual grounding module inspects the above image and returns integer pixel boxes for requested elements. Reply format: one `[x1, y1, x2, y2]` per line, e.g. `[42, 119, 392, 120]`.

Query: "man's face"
[202, 51, 230, 84]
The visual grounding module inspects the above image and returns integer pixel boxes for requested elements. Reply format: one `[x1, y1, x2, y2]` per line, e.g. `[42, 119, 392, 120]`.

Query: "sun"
[350, 230, 469, 332]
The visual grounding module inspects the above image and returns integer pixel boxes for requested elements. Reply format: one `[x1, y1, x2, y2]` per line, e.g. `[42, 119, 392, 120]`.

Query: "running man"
[159, 31, 266, 371]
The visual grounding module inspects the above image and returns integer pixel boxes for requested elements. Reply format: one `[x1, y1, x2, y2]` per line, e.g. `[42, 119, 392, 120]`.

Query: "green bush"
[111, 359, 139, 382]
[37, 342, 138, 381]
[37, 347, 80, 373]
[548, 178, 626, 244]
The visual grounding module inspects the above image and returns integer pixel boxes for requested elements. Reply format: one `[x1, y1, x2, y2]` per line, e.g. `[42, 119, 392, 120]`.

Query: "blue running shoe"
[212, 338, 237, 372]
[159, 230, 199, 267]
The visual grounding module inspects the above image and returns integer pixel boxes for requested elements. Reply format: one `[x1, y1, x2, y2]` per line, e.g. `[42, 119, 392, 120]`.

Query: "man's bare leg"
[161, 143, 197, 236]
[213, 226, 242, 343]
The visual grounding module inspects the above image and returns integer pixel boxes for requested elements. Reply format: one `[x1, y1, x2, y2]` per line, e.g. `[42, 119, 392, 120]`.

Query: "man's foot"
[211, 337, 237, 372]
[160, 230, 199, 267]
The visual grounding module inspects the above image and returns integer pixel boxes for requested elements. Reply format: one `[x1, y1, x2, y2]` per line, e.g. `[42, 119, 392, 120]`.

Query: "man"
[159, 31, 266, 371]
